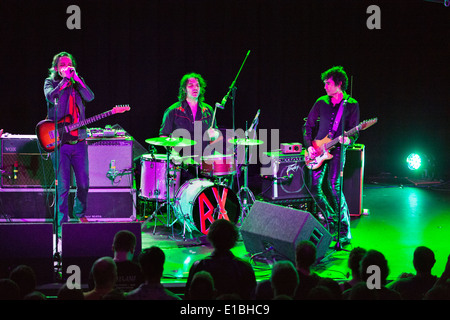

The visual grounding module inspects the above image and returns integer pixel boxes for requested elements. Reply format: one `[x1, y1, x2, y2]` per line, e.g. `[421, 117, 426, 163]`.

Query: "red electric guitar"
[36, 105, 130, 152]
[305, 118, 378, 170]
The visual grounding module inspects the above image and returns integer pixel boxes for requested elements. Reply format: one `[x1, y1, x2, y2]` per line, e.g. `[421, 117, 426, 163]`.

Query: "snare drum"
[140, 154, 180, 201]
[174, 178, 240, 235]
[200, 154, 236, 176]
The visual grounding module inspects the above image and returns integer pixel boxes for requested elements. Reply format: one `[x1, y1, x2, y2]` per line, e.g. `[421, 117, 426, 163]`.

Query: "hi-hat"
[228, 138, 263, 146]
[145, 136, 197, 147]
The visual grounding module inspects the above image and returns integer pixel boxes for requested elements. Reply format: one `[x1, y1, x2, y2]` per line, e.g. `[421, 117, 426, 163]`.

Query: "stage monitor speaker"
[260, 152, 311, 200]
[344, 144, 365, 217]
[0, 223, 54, 284]
[241, 201, 332, 263]
[0, 188, 53, 220]
[85, 138, 133, 188]
[61, 222, 142, 283]
[1, 135, 54, 188]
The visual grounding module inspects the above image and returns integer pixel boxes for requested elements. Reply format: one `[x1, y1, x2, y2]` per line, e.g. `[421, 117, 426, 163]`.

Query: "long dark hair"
[178, 72, 207, 102]
[48, 52, 77, 80]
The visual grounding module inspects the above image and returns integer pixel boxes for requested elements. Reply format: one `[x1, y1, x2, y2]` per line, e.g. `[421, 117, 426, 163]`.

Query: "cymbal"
[145, 137, 197, 147]
[228, 138, 264, 146]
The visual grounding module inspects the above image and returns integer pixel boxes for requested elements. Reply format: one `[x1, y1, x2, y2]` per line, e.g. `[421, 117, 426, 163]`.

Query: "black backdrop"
[1, 0, 449, 179]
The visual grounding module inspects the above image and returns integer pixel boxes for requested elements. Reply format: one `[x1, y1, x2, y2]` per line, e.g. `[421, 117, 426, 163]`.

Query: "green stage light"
[407, 153, 422, 170]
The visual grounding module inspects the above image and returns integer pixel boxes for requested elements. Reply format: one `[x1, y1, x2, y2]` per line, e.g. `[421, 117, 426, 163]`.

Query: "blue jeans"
[51, 141, 89, 225]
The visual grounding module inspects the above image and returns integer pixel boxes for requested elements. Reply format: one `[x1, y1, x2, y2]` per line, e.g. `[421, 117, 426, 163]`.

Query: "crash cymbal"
[228, 138, 264, 146]
[145, 137, 197, 147]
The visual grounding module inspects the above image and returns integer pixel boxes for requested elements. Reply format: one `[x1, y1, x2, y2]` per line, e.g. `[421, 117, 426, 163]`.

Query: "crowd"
[0, 219, 449, 300]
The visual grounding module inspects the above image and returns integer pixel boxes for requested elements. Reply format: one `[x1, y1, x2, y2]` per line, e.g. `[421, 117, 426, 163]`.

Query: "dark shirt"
[303, 93, 360, 149]
[185, 250, 257, 300]
[159, 100, 217, 154]
[388, 274, 438, 300]
[43, 76, 95, 140]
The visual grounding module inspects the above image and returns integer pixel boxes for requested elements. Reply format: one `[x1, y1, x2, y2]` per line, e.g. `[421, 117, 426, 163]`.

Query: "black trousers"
[310, 147, 351, 238]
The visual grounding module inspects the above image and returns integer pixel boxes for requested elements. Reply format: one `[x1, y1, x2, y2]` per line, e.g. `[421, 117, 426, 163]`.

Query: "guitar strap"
[329, 99, 347, 138]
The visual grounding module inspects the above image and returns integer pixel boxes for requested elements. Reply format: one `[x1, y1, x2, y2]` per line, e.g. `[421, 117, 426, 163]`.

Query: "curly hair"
[178, 72, 207, 102]
[48, 51, 77, 80]
[321, 66, 348, 91]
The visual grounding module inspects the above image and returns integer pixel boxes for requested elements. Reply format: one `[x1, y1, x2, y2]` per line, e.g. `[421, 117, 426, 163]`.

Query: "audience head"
[348, 247, 367, 278]
[270, 260, 299, 298]
[188, 271, 215, 300]
[113, 230, 136, 253]
[91, 257, 117, 290]
[57, 283, 85, 300]
[0, 278, 20, 300]
[360, 250, 389, 285]
[413, 246, 436, 275]
[207, 219, 238, 252]
[295, 240, 317, 270]
[139, 246, 165, 282]
[9, 265, 37, 298]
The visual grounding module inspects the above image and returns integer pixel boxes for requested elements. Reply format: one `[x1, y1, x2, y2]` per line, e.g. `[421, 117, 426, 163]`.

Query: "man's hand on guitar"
[307, 146, 319, 159]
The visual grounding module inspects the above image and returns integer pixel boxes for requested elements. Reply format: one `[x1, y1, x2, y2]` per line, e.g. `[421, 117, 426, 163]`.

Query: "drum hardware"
[228, 122, 263, 224]
[141, 137, 197, 234]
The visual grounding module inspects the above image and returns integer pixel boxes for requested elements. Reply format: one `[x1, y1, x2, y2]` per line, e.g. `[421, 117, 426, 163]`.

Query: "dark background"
[1, 0, 449, 180]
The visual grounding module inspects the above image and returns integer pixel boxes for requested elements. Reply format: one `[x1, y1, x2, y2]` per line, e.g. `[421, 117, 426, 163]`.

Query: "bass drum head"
[175, 179, 241, 235]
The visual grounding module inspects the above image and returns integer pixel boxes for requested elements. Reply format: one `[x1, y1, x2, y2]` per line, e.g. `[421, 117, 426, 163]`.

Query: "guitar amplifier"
[1, 134, 55, 188]
[260, 152, 311, 200]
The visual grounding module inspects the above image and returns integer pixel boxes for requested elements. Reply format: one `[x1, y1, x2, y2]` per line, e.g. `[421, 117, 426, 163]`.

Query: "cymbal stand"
[142, 149, 179, 235]
[236, 121, 255, 225]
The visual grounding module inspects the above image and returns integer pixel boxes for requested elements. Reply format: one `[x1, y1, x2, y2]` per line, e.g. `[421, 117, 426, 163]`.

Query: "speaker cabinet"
[69, 188, 136, 220]
[61, 222, 142, 283]
[260, 152, 311, 200]
[0, 188, 54, 220]
[344, 144, 365, 217]
[0, 223, 54, 284]
[1, 135, 54, 188]
[241, 201, 332, 263]
[85, 137, 133, 188]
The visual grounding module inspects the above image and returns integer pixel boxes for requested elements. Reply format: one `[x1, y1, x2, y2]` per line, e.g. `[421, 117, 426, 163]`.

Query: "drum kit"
[139, 135, 263, 239]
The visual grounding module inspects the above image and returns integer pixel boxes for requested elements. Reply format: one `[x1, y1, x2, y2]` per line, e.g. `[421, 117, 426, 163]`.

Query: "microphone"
[106, 160, 118, 182]
[13, 161, 18, 180]
[248, 109, 261, 132]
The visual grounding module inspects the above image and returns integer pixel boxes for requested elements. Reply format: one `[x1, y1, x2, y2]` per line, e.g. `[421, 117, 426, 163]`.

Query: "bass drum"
[174, 179, 241, 235]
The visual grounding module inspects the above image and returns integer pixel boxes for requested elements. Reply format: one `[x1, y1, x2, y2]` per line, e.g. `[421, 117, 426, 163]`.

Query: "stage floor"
[140, 182, 450, 290]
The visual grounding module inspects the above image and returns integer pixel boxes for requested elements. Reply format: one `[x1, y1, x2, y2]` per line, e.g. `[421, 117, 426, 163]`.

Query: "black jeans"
[310, 147, 351, 238]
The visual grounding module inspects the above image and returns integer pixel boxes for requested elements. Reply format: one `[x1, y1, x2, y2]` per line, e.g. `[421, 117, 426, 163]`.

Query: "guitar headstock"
[360, 117, 378, 130]
[112, 105, 131, 114]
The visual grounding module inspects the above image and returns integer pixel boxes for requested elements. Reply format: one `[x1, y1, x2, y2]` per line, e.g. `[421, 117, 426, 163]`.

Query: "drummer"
[159, 73, 220, 170]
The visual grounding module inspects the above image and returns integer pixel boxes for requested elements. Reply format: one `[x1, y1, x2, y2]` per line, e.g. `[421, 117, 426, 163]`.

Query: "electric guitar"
[36, 105, 130, 152]
[305, 118, 378, 170]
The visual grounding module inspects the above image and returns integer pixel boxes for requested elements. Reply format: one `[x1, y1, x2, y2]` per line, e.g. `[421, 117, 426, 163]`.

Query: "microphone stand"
[335, 100, 348, 251]
[53, 97, 61, 271]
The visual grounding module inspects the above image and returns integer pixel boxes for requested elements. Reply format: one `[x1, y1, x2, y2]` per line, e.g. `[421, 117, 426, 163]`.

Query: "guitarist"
[303, 66, 359, 245]
[43, 52, 95, 230]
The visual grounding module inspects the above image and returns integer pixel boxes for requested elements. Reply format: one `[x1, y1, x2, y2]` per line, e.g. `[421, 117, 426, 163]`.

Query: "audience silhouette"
[387, 246, 438, 300]
[270, 260, 299, 299]
[294, 240, 322, 299]
[184, 219, 257, 300]
[83, 257, 118, 300]
[2, 226, 450, 301]
[126, 246, 180, 300]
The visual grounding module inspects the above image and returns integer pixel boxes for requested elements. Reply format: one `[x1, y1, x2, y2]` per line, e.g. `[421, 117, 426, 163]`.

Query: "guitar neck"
[67, 109, 114, 132]
[324, 125, 360, 150]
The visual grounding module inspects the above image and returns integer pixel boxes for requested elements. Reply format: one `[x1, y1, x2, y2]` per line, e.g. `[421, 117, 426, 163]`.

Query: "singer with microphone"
[44, 52, 95, 228]
[303, 66, 359, 245]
